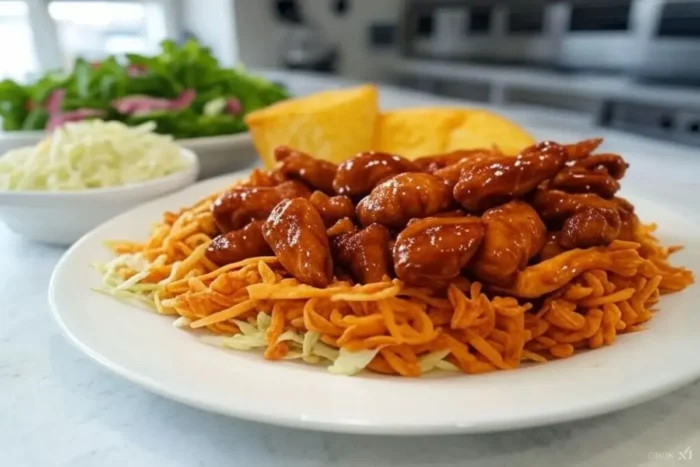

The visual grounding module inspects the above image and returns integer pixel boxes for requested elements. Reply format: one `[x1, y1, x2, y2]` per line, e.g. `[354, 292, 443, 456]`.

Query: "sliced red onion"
[112, 89, 196, 116]
[112, 95, 172, 115]
[47, 109, 107, 130]
[126, 63, 148, 76]
[46, 89, 66, 115]
[171, 89, 196, 109]
[225, 97, 242, 115]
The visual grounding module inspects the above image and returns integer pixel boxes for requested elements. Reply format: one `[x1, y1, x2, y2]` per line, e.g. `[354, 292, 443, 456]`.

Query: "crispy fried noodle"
[95, 140, 694, 376]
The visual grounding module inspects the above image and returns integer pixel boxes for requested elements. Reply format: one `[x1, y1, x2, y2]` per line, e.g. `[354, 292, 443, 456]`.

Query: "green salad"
[0, 39, 289, 139]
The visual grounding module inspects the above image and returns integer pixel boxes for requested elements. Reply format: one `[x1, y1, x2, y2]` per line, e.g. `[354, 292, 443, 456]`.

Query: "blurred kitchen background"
[2, 0, 700, 146]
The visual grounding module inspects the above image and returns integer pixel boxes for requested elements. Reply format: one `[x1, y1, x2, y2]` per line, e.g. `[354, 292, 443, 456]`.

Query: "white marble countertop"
[3, 71, 700, 467]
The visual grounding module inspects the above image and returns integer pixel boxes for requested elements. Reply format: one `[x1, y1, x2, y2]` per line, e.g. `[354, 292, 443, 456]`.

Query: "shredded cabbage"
[94, 253, 458, 376]
[0, 120, 190, 191]
[302, 331, 321, 358]
[435, 360, 460, 372]
[328, 348, 381, 376]
[173, 316, 191, 328]
[196, 313, 382, 373]
[418, 349, 452, 373]
[277, 330, 305, 345]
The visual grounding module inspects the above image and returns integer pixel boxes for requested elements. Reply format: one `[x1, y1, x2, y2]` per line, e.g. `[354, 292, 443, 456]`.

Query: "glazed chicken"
[550, 154, 627, 199]
[413, 149, 495, 174]
[244, 168, 288, 188]
[433, 150, 501, 189]
[563, 138, 603, 161]
[550, 166, 620, 198]
[471, 201, 546, 286]
[453, 141, 568, 211]
[211, 181, 311, 232]
[274, 146, 337, 194]
[569, 153, 628, 179]
[308, 191, 355, 227]
[393, 217, 484, 286]
[539, 231, 566, 261]
[333, 224, 392, 284]
[613, 197, 640, 242]
[262, 198, 333, 288]
[532, 188, 619, 222]
[326, 217, 356, 237]
[333, 151, 418, 197]
[206, 221, 271, 265]
[203, 138, 636, 291]
[559, 207, 621, 249]
[532, 188, 622, 248]
[356, 172, 452, 228]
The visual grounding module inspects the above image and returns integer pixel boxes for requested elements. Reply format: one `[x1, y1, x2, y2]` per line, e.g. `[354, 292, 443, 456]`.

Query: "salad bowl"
[0, 148, 199, 245]
[0, 39, 282, 179]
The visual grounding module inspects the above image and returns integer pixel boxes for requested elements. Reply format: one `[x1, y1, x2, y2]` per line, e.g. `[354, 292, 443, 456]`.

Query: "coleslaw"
[0, 120, 191, 191]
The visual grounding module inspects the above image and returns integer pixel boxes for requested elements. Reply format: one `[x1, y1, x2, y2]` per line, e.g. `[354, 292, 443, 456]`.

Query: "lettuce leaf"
[0, 38, 288, 137]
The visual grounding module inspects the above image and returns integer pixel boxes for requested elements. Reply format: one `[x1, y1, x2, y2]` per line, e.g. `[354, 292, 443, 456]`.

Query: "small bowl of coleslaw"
[0, 120, 199, 245]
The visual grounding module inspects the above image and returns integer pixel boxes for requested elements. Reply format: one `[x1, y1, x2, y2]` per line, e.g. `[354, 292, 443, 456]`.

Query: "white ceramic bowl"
[0, 148, 199, 245]
[178, 133, 258, 179]
[0, 130, 45, 155]
[1, 131, 257, 180]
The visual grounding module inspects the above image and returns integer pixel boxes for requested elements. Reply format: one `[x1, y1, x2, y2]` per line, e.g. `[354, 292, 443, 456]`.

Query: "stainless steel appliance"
[400, 0, 562, 65]
[399, 0, 700, 80]
[558, 0, 700, 80]
[637, 0, 700, 81]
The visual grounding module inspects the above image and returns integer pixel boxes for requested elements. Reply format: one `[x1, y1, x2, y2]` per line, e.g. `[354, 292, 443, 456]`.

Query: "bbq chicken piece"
[453, 141, 567, 212]
[413, 149, 495, 173]
[205, 221, 272, 265]
[326, 217, 356, 237]
[563, 138, 603, 161]
[262, 198, 333, 287]
[471, 201, 546, 286]
[432, 150, 502, 189]
[211, 181, 311, 232]
[539, 231, 566, 261]
[393, 217, 484, 286]
[532, 187, 618, 222]
[495, 246, 645, 298]
[274, 146, 337, 194]
[550, 166, 620, 199]
[550, 153, 628, 199]
[559, 207, 621, 249]
[356, 173, 452, 229]
[332, 151, 419, 197]
[571, 153, 628, 180]
[308, 191, 355, 227]
[244, 168, 288, 188]
[613, 196, 641, 242]
[332, 224, 392, 284]
[532, 188, 621, 248]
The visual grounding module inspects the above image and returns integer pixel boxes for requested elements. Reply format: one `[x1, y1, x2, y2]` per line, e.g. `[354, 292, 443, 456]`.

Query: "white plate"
[49, 173, 700, 434]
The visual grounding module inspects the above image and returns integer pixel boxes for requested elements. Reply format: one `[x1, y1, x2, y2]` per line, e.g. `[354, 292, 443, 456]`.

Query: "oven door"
[557, 0, 648, 72]
[637, 0, 700, 81]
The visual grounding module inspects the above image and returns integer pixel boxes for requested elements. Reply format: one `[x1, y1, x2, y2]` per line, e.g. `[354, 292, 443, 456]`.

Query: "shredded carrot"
[97, 175, 693, 377]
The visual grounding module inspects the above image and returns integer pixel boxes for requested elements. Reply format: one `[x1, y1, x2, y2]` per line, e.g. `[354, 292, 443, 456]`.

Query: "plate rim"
[48, 173, 700, 435]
